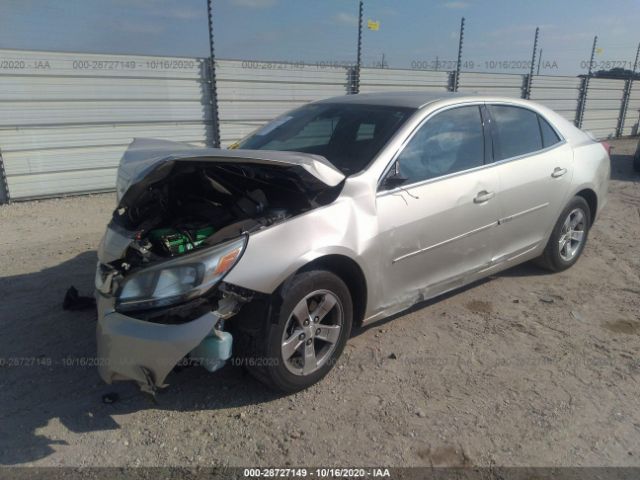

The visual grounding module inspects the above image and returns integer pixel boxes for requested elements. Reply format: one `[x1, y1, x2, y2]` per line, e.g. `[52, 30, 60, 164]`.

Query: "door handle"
[474, 190, 495, 203]
[551, 167, 567, 178]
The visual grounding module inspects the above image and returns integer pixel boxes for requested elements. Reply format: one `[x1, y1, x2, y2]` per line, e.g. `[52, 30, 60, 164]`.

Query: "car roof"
[315, 91, 478, 109]
[315, 91, 552, 110]
[314, 91, 587, 144]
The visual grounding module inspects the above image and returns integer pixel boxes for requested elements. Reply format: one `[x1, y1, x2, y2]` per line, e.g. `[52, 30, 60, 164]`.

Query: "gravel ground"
[0, 138, 639, 468]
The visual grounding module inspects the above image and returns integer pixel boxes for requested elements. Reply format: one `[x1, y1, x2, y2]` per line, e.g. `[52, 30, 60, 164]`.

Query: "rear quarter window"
[538, 115, 562, 148]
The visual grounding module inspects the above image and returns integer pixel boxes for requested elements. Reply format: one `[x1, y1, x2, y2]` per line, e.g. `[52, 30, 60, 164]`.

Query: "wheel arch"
[295, 254, 368, 327]
[575, 188, 597, 224]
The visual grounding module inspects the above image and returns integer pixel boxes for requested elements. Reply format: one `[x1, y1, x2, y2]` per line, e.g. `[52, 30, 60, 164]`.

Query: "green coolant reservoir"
[148, 226, 215, 256]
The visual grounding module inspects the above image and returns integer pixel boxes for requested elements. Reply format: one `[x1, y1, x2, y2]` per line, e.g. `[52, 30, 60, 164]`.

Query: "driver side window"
[396, 105, 485, 184]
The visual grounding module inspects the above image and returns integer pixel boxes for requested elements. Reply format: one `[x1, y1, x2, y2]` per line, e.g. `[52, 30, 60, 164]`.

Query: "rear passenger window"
[488, 105, 542, 161]
[538, 115, 561, 148]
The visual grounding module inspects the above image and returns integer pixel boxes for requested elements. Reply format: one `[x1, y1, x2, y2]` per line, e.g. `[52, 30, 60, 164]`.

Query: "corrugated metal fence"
[622, 82, 640, 136]
[358, 68, 449, 94]
[457, 72, 525, 97]
[0, 48, 638, 202]
[0, 49, 212, 200]
[581, 78, 627, 139]
[528, 75, 583, 122]
[217, 60, 349, 147]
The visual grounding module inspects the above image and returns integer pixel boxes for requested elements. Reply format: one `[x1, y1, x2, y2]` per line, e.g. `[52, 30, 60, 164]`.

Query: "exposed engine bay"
[95, 142, 347, 392]
[112, 161, 340, 271]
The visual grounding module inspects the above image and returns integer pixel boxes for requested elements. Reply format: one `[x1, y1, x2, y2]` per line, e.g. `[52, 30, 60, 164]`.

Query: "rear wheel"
[235, 270, 352, 393]
[536, 196, 591, 272]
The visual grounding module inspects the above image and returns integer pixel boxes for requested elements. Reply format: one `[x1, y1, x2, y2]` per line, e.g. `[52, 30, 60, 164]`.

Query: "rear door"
[486, 104, 573, 263]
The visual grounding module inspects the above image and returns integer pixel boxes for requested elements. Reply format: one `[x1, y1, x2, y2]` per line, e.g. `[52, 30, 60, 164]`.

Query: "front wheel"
[237, 270, 353, 393]
[536, 196, 591, 272]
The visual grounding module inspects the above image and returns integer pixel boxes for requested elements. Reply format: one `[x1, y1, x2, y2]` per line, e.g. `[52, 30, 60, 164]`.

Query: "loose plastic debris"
[63, 286, 96, 311]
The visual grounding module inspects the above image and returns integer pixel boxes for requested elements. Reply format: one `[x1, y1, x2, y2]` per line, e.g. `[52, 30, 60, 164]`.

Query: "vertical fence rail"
[576, 35, 598, 128]
[206, 0, 221, 148]
[576, 76, 589, 129]
[521, 74, 530, 99]
[616, 42, 640, 137]
[353, 0, 363, 94]
[524, 27, 539, 99]
[348, 66, 358, 94]
[452, 17, 465, 92]
[0, 149, 9, 204]
[617, 78, 632, 138]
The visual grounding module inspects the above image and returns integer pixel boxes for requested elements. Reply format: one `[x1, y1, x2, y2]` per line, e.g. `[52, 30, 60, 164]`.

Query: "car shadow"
[610, 149, 639, 182]
[0, 251, 285, 465]
[0, 247, 574, 465]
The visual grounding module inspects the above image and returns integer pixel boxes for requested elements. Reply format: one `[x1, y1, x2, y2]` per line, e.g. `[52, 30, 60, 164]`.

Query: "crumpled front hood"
[116, 138, 345, 205]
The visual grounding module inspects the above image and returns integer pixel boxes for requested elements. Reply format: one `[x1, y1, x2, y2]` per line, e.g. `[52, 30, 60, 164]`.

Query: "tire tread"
[536, 196, 591, 272]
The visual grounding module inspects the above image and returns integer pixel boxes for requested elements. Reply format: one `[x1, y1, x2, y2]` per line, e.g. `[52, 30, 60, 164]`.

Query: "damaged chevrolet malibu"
[95, 92, 610, 393]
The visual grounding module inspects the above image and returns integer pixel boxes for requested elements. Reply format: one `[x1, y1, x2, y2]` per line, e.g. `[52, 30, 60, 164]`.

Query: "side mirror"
[381, 164, 407, 190]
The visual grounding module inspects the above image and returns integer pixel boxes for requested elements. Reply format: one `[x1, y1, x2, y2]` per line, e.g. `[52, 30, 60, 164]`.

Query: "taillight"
[601, 141, 611, 156]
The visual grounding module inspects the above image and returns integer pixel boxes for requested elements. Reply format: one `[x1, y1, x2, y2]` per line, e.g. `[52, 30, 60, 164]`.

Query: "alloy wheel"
[558, 207, 586, 261]
[280, 289, 343, 376]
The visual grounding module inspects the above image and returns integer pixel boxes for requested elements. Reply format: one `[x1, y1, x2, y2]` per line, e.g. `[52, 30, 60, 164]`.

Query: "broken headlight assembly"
[115, 236, 247, 312]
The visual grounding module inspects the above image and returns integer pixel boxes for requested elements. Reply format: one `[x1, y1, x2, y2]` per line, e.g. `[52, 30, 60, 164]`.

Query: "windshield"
[236, 103, 415, 175]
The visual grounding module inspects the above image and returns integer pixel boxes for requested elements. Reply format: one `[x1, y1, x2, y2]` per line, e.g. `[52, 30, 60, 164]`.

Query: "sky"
[1, 0, 640, 75]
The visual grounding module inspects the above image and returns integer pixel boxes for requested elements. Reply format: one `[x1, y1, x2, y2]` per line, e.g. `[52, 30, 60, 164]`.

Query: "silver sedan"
[95, 92, 610, 393]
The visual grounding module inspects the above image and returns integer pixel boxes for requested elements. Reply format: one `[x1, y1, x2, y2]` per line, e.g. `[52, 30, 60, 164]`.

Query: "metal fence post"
[206, 0, 221, 148]
[575, 77, 588, 129]
[347, 66, 357, 94]
[521, 74, 530, 99]
[616, 42, 640, 137]
[447, 71, 455, 92]
[353, 0, 363, 94]
[0, 150, 9, 204]
[524, 27, 539, 99]
[575, 35, 597, 129]
[616, 79, 632, 138]
[453, 17, 465, 92]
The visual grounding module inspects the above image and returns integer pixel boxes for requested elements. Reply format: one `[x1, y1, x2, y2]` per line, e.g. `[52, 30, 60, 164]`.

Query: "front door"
[376, 104, 499, 313]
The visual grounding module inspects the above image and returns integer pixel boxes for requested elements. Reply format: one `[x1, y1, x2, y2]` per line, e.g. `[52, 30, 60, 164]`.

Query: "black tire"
[633, 150, 640, 173]
[234, 270, 353, 393]
[536, 196, 591, 272]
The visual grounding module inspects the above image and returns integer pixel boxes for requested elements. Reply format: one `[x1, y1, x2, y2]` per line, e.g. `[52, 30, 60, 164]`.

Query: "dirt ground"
[0, 138, 639, 468]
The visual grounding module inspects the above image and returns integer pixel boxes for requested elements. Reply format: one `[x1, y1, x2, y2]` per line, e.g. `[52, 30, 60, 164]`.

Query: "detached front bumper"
[96, 294, 223, 393]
